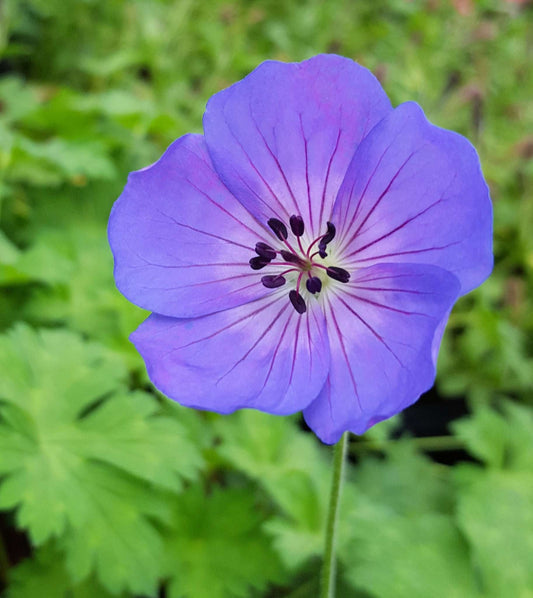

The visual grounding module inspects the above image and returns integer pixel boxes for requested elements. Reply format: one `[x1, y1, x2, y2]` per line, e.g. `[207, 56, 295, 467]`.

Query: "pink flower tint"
[452, 0, 474, 16]
[108, 55, 492, 444]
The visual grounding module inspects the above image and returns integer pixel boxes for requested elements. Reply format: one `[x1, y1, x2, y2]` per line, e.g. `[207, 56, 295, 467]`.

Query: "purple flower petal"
[332, 101, 493, 295]
[131, 294, 330, 415]
[303, 263, 461, 444]
[203, 54, 392, 238]
[431, 309, 453, 366]
[109, 55, 493, 444]
[108, 134, 272, 318]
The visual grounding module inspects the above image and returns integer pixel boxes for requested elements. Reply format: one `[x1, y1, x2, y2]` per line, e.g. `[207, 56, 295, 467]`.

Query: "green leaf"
[263, 470, 327, 570]
[77, 391, 202, 490]
[4, 228, 74, 285]
[162, 398, 215, 451]
[0, 76, 38, 124]
[6, 544, 122, 598]
[352, 441, 454, 516]
[453, 405, 509, 468]
[0, 230, 27, 285]
[0, 230, 20, 265]
[215, 410, 330, 503]
[77, 89, 154, 118]
[338, 443, 472, 596]
[9, 137, 115, 186]
[215, 411, 331, 568]
[215, 411, 322, 480]
[452, 402, 533, 470]
[361, 414, 400, 444]
[24, 224, 146, 368]
[163, 485, 284, 598]
[342, 499, 480, 598]
[455, 466, 533, 597]
[60, 463, 170, 595]
[503, 402, 533, 471]
[0, 324, 127, 423]
[12, 223, 146, 368]
[0, 324, 203, 594]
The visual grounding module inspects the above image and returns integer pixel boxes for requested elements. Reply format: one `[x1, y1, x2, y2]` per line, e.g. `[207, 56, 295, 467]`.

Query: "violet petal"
[131, 295, 330, 415]
[203, 54, 392, 238]
[332, 102, 493, 295]
[303, 262, 460, 444]
[108, 135, 269, 318]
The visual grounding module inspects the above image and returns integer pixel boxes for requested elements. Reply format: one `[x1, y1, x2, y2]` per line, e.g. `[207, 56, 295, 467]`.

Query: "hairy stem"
[320, 431, 349, 598]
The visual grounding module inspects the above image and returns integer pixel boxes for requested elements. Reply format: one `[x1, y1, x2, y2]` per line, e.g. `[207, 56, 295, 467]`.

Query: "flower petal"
[203, 54, 392, 238]
[303, 263, 460, 444]
[131, 294, 330, 415]
[108, 134, 272, 318]
[332, 102, 493, 295]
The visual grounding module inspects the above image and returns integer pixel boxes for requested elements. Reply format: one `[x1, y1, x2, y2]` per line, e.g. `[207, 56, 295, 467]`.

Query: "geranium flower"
[109, 55, 492, 444]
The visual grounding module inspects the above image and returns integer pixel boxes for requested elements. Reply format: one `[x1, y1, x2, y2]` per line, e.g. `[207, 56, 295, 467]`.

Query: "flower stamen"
[313, 263, 351, 283]
[306, 221, 336, 258]
[250, 217, 349, 313]
[249, 256, 271, 270]
[306, 276, 322, 294]
[261, 274, 286, 288]
[267, 218, 288, 240]
[289, 290, 306, 314]
[280, 250, 306, 266]
[255, 242, 277, 260]
[326, 266, 350, 283]
[289, 214, 305, 237]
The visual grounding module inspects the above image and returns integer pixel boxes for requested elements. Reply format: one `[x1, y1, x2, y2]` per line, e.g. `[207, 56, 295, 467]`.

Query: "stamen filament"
[252, 217, 348, 314]
[297, 235, 306, 256]
[312, 264, 351, 283]
[282, 237, 300, 256]
[279, 267, 300, 277]
[276, 262, 304, 269]
[306, 234, 327, 258]
[296, 270, 304, 295]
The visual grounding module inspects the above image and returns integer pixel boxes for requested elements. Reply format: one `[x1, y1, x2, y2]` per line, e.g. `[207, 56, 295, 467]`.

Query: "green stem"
[320, 431, 349, 598]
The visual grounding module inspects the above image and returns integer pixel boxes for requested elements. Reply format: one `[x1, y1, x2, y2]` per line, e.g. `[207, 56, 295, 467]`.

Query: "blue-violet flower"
[109, 55, 492, 443]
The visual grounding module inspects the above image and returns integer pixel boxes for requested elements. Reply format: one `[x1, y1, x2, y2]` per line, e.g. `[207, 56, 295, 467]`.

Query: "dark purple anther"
[306, 276, 322, 294]
[289, 290, 306, 314]
[255, 242, 277, 260]
[280, 250, 305, 266]
[326, 266, 350, 283]
[249, 256, 271, 270]
[317, 222, 336, 258]
[323, 222, 336, 244]
[267, 218, 288, 241]
[289, 215, 305, 237]
[261, 275, 286, 289]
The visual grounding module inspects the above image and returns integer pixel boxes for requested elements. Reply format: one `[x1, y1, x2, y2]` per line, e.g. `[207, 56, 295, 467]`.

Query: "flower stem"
[320, 431, 349, 598]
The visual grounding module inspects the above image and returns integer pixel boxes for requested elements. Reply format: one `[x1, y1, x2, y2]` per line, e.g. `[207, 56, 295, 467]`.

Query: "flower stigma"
[248, 215, 351, 314]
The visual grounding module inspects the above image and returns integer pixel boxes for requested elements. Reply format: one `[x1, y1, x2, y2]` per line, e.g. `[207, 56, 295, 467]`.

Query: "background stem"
[350, 434, 465, 453]
[320, 431, 349, 598]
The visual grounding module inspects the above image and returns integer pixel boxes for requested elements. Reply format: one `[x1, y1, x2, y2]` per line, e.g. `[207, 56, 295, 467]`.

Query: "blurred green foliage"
[0, 0, 532, 596]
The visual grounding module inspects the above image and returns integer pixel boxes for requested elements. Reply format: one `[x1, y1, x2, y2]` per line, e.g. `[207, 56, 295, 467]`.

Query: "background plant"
[0, 0, 532, 596]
